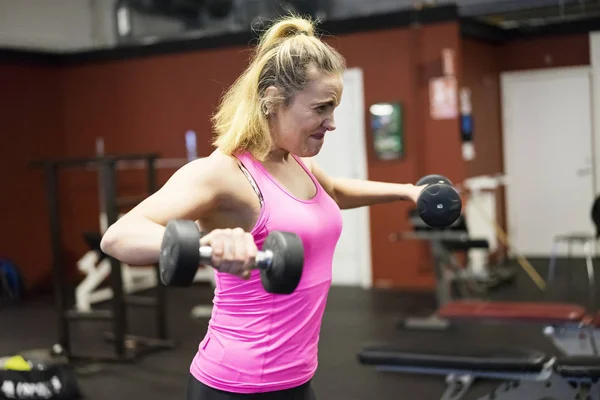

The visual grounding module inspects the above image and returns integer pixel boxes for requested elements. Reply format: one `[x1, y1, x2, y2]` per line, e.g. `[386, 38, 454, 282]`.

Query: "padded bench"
[442, 239, 489, 252]
[438, 300, 586, 323]
[556, 356, 600, 378]
[358, 344, 550, 374]
[357, 344, 600, 400]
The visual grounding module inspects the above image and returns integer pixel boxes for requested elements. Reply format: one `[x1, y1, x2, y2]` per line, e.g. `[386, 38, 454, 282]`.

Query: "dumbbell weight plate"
[260, 231, 305, 295]
[418, 184, 462, 228]
[159, 220, 201, 286]
[416, 174, 453, 187]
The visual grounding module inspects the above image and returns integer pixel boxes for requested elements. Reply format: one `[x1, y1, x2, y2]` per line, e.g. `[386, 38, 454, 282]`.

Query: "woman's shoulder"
[183, 149, 239, 170]
[182, 149, 242, 188]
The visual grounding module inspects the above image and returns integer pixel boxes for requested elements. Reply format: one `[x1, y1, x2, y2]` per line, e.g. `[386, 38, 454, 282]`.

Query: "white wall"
[0, 0, 116, 51]
[131, 11, 186, 40]
[0, 0, 185, 52]
[590, 31, 600, 195]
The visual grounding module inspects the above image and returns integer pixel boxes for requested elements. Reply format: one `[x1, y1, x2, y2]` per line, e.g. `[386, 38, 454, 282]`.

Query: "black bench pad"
[358, 344, 550, 374]
[556, 356, 600, 378]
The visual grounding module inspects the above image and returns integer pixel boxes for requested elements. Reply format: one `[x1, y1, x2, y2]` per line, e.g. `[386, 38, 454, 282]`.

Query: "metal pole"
[96, 138, 107, 233]
[101, 159, 127, 358]
[45, 163, 71, 356]
[146, 155, 167, 340]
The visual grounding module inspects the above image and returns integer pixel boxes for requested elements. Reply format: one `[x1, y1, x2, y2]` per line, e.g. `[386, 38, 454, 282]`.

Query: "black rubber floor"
[0, 257, 595, 400]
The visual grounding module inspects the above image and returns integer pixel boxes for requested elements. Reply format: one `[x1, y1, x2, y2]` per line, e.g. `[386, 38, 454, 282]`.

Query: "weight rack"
[31, 153, 174, 363]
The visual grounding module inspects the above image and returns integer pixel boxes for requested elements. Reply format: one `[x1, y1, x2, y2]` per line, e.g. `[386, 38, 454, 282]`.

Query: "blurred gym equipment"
[462, 175, 517, 287]
[546, 194, 600, 311]
[391, 212, 487, 330]
[391, 202, 516, 331]
[359, 343, 600, 400]
[460, 174, 547, 291]
[30, 153, 178, 363]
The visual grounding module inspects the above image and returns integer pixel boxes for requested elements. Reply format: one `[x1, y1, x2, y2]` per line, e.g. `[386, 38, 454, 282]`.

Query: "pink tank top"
[189, 151, 343, 393]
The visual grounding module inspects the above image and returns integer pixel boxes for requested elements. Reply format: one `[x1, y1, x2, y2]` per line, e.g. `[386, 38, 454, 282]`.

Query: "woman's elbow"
[100, 224, 121, 257]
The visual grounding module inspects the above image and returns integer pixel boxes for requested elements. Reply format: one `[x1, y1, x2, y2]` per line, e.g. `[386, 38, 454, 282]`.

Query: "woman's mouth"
[310, 133, 325, 140]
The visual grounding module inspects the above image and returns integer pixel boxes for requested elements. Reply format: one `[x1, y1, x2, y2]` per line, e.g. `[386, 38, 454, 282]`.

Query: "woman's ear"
[263, 86, 281, 116]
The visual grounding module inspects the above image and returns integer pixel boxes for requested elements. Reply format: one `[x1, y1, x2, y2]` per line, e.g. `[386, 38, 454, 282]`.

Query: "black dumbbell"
[415, 174, 462, 228]
[159, 220, 305, 294]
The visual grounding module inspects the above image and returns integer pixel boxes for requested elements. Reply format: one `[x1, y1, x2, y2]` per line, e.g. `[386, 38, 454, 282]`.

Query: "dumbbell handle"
[199, 247, 274, 270]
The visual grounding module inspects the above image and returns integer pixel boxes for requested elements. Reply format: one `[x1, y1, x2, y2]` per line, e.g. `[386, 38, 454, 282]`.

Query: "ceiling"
[123, 0, 600, 41]
[458, 0, 600, 28]
[1, 0, 596, 56]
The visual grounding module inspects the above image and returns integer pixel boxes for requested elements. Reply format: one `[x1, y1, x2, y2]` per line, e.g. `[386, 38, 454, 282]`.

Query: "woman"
[101, 14, 423, 400]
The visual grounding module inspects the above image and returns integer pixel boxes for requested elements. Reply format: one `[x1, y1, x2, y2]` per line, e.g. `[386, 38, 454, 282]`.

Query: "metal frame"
[364, 356, 600, 400]
[32, 153, 175, 363]
[547, 234, 597, 311]
[393, 229, 477, 331]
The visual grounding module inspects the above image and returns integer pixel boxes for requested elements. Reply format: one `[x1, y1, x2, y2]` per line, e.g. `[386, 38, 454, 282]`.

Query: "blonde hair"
[211, 15, 346, 161]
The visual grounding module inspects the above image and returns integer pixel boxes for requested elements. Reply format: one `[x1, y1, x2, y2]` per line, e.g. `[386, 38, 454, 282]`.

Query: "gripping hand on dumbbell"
[413, 175, 463, 228]
[200, 228, 258, 280]
[159, 220, 305, 294]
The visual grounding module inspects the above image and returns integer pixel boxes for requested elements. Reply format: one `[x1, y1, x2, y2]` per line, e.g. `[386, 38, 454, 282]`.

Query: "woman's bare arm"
[100, 154, 228, 265]
[303, 158, 421, 210]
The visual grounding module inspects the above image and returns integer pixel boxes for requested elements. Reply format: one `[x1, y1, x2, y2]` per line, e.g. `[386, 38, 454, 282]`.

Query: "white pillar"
[589, 32, 600, 194]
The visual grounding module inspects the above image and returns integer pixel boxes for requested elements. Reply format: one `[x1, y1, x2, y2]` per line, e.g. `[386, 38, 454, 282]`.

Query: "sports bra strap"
[237, 162, 264, 208]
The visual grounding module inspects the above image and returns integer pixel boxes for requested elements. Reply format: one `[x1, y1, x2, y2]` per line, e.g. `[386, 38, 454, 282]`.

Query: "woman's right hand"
[200, 228, 258, 279]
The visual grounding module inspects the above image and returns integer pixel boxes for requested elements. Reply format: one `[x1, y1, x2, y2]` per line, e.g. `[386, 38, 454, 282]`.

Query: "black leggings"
[185, 375, 316, 400]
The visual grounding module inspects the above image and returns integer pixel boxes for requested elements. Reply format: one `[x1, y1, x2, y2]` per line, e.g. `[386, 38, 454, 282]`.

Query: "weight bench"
[396, 230, 498, 331]
[542, 309, 600, 357]
[396, 212, 517, 331]
[438, 300, 586, 324]
[437, 300, 600, 358]
[358, 344, 600, 399]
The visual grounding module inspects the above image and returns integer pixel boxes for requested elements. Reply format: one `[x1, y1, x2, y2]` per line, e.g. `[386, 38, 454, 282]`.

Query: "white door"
[314, 68, 372, 287]
[501, 66, 596, 256]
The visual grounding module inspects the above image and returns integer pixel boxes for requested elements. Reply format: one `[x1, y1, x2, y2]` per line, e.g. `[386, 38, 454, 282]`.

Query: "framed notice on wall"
[429, 76, 458, 120]
[369, 102, 404, 160]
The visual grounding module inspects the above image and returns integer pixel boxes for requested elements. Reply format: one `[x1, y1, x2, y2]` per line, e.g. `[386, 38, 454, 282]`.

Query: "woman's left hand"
[407, 184, 426, 204]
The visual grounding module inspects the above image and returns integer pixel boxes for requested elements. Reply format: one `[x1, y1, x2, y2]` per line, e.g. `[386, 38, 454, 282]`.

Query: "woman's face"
[268, 68, 343, 158]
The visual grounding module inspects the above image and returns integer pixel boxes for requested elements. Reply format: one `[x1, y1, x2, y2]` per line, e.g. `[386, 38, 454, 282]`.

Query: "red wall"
[499, 33, 590, 72]
[461, 38, 506, 241]
[0, 64, 65, 288]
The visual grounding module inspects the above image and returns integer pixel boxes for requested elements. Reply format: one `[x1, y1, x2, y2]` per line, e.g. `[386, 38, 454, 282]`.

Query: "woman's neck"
[266, 147, 292, 164]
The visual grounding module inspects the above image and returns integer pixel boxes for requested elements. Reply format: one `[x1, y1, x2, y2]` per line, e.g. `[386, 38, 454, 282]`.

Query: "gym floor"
[1, 258, 595, 400]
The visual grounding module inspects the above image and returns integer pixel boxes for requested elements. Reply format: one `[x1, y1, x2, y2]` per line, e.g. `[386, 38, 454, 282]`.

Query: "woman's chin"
[297, 147, 322, 158]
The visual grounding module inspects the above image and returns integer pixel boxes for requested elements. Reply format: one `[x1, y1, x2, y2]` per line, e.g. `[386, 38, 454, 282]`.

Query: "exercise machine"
[31, 153, 176, 363]
[358, 289, 600, 398]
[359, 343, 600, 399]
[546, 194, 600, 309]
[75, 230, 214, 313]
[461, 174, 512, 282]
[359, 175, 600, 397]
[393, 210, 507, 331]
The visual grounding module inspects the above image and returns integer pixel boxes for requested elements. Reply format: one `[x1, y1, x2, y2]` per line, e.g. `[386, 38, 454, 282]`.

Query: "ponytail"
[212, 14, 346, 161]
